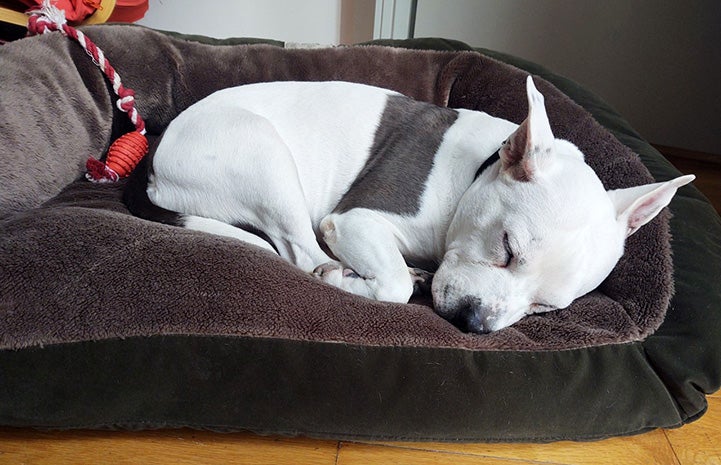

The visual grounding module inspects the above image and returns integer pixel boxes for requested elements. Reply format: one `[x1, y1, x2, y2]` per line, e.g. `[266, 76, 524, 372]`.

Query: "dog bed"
[1, 25, 719, 442]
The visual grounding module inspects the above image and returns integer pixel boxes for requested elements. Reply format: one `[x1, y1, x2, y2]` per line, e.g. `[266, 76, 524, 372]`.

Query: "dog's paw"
[312, 261, 379, 298]
[312, 261, 360, 286]
[409, 267, 434, 296]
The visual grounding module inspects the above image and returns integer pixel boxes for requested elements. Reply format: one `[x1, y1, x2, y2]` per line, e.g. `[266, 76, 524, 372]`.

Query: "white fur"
[184, 216, 276, 252]
[147, 78, 694, 333]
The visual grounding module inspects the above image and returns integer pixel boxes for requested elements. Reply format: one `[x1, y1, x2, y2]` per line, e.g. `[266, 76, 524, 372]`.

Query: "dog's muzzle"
[441, 296, 494, 334]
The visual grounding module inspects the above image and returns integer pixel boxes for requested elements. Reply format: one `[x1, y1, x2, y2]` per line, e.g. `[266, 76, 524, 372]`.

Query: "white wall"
[415, 0, 721, 155]
[137, 0, 341, 44]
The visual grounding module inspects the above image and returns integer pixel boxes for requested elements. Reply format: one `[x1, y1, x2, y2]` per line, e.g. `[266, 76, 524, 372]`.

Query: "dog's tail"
[123, 138, 185, 227]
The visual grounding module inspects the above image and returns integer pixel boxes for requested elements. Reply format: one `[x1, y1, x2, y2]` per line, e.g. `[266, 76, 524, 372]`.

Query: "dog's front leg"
[313, 209, 415, 303]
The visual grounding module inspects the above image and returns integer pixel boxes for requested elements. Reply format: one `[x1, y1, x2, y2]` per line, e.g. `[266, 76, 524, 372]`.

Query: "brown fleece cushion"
[1, 25, 671, 351]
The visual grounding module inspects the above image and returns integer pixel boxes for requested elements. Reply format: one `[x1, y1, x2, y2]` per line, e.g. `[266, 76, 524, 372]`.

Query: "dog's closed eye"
[502, 232, 514, 268]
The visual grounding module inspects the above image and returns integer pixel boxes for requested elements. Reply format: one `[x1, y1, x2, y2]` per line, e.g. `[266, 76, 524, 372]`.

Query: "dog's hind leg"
[183, 215, 278, 253]
[149, 108, 335, 273]
[314, 209, 415, 303]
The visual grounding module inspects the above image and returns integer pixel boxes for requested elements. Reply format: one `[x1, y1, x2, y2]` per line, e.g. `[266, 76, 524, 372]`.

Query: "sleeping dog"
[124, 77, 693, 333]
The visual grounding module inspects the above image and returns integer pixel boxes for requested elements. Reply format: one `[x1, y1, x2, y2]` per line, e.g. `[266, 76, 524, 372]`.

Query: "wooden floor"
[663, 148, 721, 215]
[1, 152, 719, 465]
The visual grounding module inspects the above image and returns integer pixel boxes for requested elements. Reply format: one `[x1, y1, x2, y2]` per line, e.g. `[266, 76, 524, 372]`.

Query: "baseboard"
[652, 144, 721, 166]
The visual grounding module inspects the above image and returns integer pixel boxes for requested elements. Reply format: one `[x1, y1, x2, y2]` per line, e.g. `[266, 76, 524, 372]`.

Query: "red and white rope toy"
[27, 0, 148, 182]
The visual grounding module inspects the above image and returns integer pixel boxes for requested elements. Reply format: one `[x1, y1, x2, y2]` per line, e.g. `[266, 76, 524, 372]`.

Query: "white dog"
[124, 77, 693, 333]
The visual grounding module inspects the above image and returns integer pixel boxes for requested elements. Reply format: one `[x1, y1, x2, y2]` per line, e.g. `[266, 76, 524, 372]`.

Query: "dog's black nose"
[448, 299, 491, 334]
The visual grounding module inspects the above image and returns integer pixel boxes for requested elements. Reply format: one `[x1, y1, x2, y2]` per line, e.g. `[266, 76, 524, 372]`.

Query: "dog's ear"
[499, 76, 555, 182]
[608, 175, 695, 236]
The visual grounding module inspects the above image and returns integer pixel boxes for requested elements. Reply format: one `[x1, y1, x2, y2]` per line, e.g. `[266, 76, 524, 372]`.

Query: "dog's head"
[432, 76, 694, 333]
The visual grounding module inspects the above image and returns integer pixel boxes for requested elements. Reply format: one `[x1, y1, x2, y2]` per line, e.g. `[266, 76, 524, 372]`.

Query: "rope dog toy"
[27, 0, 148, 182]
